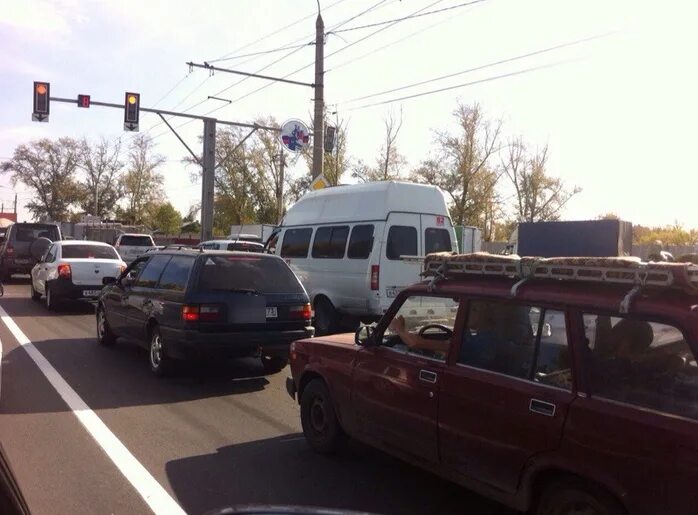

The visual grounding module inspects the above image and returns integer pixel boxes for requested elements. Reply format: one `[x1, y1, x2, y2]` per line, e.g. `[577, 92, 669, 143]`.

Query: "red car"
[287, 253, 698, 515]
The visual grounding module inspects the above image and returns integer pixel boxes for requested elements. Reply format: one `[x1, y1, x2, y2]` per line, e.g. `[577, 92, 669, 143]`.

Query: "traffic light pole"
[47, 96, 279, 241]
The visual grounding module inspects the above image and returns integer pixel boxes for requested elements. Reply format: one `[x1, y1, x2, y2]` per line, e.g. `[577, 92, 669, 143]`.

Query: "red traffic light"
[77, 94, 90, 108]
[33, 81, 50, 116]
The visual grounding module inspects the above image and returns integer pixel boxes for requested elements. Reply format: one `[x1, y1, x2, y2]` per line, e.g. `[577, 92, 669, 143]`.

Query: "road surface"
[0, 280, 513, 515]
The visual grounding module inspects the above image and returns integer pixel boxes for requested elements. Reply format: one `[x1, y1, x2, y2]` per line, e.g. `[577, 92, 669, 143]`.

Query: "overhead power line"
[329, 0, 485, 34]
[339, 32, 611, 104]
[207, 0, 350, 64]
[210, 0, 447, 111]
[348, 59, 577, 111]
[207, 42, 313, 62]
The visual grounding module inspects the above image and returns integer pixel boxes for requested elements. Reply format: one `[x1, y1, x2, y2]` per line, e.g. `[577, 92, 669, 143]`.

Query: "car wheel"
[261, 355, 288, 374]
[45, 285, 59, 311]
[30, 282, 41, 301]
[96, 306, 116, 346]
[536, 478, 625, 515]
[314, 297, 339, 336]
[148, 325, 172, 377]
[300, 378, 345, 454]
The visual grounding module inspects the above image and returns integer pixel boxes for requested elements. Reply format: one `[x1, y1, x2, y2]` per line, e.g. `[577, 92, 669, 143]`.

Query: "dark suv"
[0, 222, 62, 279]
[96, 248, 314, 376]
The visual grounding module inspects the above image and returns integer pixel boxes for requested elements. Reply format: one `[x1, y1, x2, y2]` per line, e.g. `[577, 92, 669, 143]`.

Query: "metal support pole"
[312, 13, 325, 180]
[201, 119, 216, 242]
[277, 152, 286, 224]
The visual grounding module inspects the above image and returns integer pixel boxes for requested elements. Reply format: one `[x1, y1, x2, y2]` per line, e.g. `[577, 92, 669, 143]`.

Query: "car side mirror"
[102, 276, 117, 286]
[355, 325, 376, 347]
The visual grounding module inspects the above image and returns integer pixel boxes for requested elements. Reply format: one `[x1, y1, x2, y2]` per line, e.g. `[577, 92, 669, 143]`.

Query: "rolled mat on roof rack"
[422, 252, 698, 294]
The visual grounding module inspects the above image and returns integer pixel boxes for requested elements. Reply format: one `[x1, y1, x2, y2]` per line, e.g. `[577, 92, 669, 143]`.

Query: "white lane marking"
[0, 305, 185, 515]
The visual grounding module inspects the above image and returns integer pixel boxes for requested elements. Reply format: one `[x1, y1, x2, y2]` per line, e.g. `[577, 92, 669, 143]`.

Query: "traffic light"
[77, 94, 91, 108]
[32, 81, 50, 122]
[123, 92, 140, 131]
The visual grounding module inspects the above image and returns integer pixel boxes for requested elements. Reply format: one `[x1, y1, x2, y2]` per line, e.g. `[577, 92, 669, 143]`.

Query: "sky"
[1, 0, 697, 229]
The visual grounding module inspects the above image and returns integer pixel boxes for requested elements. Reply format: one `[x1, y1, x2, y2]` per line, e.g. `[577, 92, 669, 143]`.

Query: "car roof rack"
[422, 252, 698, 313]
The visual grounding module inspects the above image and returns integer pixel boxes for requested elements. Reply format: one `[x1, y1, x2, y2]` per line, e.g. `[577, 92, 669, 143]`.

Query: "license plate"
[82, 290, 100, 297]
[15, 258, 30, 264]
[386, 286, 403, 298]
[266, 307, 278, 318]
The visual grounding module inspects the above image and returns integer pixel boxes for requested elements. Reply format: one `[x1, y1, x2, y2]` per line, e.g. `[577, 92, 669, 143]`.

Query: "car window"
[157, 256, 194, 292]
[425, 228, 452, 254]
[197, 255, 305, 294]
[386, 226, 417, 260]
[458, 301, 571, 388]
[119, 235, 154, 247]
[227, 242, 264, 252]
[582, 314, 698, 420]
[382, 295, 460, 362]
[61, 245, 119, 260]
[347, 225, 374, 259]
[266, 231, 280, 254]
[14, 225, 59, 242]
[44, 245, 57, 263]
[134, 255, 171, 288]
[312, 226, 349, 259]
[280, 228, 313, 258]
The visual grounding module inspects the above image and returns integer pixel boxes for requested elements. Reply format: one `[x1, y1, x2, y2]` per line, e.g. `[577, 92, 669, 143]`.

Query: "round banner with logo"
[279, 119, 311, 153]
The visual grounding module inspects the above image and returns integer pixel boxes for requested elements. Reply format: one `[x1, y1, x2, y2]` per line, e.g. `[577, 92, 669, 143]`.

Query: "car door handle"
[529, 398, 556, 417]
[419, 369, 438, 384]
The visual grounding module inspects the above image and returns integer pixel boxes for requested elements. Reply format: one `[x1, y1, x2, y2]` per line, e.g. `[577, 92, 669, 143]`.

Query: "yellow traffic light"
[127, 95, 137, 105]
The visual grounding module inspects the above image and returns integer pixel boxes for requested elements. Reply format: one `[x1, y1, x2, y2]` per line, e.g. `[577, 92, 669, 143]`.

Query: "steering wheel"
[418, 324, 453, 338]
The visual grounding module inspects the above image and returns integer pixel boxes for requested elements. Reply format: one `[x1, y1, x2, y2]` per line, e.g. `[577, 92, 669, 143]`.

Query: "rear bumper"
[161, 326, 315, 361]
[48, 279, 103, 300]
[1, 259, 35, 276]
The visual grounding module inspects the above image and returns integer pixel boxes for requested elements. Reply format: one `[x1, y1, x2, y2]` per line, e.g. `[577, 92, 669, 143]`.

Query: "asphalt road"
[0, 279, 515, 515]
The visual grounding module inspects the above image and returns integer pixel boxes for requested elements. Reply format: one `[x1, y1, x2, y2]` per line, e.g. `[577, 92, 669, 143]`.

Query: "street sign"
[32, 81, 50, 122]
[77, 94, 91, 108]
[310, 174, 329, 191]
[279, 119, 310, 153]
[123, 92, 140, 131]
[324, 125, 336, 153]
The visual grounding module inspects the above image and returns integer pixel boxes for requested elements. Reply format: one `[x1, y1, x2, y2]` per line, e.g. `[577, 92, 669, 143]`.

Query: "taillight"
[6, 245, 14, 256]
[57, 264, 71, 280]
[120, 265, 127, 274]
[182, 304, 222, 322]
[371, 265, 379, 291]
[290, 303, 312, 320]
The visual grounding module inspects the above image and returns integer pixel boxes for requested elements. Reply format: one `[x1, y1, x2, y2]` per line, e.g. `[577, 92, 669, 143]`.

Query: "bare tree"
[122, 135, 165, 224]
[78, 137, 124, 218]
[411, 102, 502, 227]
[353, 108, 406, 182]
[502, 137, 580, 223]
[0, 138, 82, 221]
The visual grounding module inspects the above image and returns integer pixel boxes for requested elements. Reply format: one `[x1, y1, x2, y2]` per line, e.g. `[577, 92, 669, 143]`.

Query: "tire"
[148, 325, 173, 377]
[261, 355, 288, 374]
[300, 379, 345, 454]
[45, 285, 59, 311]
[96, 306, 116, 346]
[535, 478, 625, 515]
[30, 282, 41, 301]
[314, 297, 340, 336]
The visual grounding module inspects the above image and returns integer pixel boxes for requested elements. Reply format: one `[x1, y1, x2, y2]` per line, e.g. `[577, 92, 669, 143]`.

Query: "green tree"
[149, 202, 182, 234]
[0, 138, 82, 221]
[78, 137, 124, 218]
[122, 135, 165, 224]
[352, 109, 406, 182]
[502, 138, 580, 223]
[411, 102, 502, 227]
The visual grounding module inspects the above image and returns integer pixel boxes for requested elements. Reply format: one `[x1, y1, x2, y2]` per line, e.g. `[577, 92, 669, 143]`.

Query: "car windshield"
[62, 244, 119, 259]
[227, 242, 264, 252]
[15, 225, 58, 242]
[119, 235, 153, 247]
[197, 255, 304, 294]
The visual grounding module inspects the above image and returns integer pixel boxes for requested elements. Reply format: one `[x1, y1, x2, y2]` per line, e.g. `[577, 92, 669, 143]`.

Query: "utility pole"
[277, 152, 286, 224]
[312, 12, 325, 180]
[13, 194, 17, 215]
[201, 118, 216, 241]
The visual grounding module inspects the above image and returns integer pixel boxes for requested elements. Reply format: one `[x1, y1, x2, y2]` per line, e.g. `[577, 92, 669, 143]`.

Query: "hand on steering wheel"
[418, 324, 453, 338]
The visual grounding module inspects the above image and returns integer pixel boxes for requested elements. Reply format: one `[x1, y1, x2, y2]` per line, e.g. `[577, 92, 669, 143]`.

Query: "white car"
[30, 241, 126, 310]
[114, 233, 156, 263]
